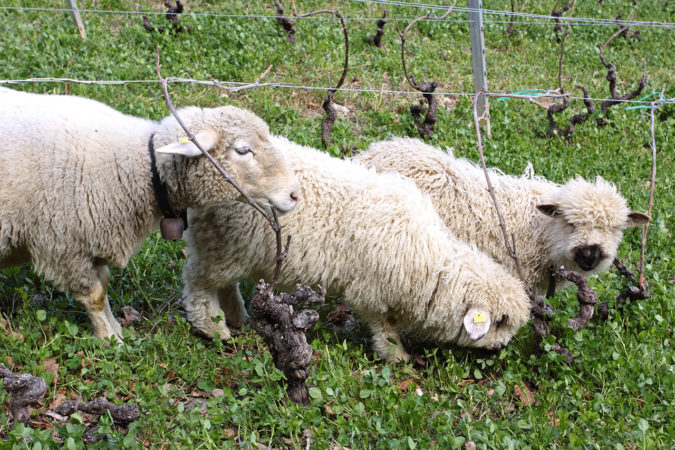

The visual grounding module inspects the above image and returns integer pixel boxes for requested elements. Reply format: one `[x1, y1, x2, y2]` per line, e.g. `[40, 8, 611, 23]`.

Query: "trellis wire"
[353, 0, 675, 28]
[1, 77, 671, 106]
[0, 5, 673, 28]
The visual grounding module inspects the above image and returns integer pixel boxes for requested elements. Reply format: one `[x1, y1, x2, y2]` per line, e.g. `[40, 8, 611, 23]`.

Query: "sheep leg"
[367, 317, 410, 363]
[74, 265, 122, 342]
[96, 265, 123, 337]
[182, 286, 232, 340]
[218, 283, 249, 329]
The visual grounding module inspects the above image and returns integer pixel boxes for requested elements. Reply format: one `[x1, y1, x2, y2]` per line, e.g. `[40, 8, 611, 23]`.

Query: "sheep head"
[156, 105, 301, 213]
[537, 177, 649, 274]
[430, 258, 530, 351]
[459, 276, 531, 351]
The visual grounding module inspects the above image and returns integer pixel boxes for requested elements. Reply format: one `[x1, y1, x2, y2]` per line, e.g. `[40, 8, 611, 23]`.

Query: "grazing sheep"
[354, 137, 649, 294]
[0, 87, 300, 341]
[182, 136, 530, 363]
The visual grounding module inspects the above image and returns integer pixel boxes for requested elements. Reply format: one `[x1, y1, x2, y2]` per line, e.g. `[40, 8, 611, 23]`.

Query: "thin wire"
[0, 5, 673, 28]
[1, 77, 670, 105]
[353, 0, 675, 28]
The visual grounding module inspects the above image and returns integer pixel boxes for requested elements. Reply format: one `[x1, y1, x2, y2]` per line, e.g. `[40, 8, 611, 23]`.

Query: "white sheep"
[354, 137, 649, 294]
[182, 136, 530, 363]
[0, 87, 300, 341]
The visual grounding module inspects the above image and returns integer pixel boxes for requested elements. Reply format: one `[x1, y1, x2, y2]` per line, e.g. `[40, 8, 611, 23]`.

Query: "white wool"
[0, 87, 299, 340]
[355, 137, 648, 293]
[182, 136, 531, 363]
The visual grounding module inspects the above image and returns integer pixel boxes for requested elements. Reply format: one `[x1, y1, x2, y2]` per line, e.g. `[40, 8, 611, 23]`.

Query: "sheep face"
[426, 266, 530, 351]
[157, 106, 301, 213]
[458, 284, 531, 351]
[537, 178, 650, 274]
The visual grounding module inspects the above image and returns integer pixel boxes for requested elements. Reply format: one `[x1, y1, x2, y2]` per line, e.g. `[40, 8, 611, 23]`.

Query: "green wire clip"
[625, 92, 662, 110]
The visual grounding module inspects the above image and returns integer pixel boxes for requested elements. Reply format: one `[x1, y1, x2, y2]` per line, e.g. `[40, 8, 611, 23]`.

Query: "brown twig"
[506, 0, 518, 37]
[399, 3, 455, 139]
[368, 9, 388, 47]
[615, 13, 642, 41]
[56, 397, 139, 426]
[546, 85, 595, 140]
[0, 363, 48, 424]
[640, 91, 663, 287]
[554, 269, 599, 331]
[473, 92, 573, 360]
[605, 90, 665, 311]
[55, 397, 140, 444]
[273, 0, 297, 43]
[143, 0, 191, 35]
[291, 9, 349, 147]
[472, 92, 525, 282]
[556, 1, 576, 91]
[250, 282, 325, 405]
[597, 28, 648, 125]
[551, 0, 573, 34]
[546, 3, 595, 140]
[155, 48, 287, 289]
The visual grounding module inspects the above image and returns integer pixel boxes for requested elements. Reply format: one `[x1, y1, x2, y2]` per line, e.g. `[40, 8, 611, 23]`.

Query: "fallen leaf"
[211, 388, 225, 398]
[43, 357, 60, 385]
[487, 389, 495, 397]
[118, 306, 143, 327]
[514, 383, 535, 407]
[413, 355, 428, 367]
[226, 429, 236, 438]
[47, 389, 67, 409]
[464, 441, 477, 450]
[324, 404, 335, 416]
[255, 444, 273, 450]
[398, 378, 415, 391]
[191, 390, 209, 398]
[11, 331, 24, 342]
[547, 410, 560, 427]
[184, 398, 207, 416]
[5, 355, 14, 367]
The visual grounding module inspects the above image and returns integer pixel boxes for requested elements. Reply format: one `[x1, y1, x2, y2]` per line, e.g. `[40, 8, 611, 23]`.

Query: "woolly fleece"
[182, 136, 531, 363]
[355, 137, 648, 293]
[0, 87, 299, 340]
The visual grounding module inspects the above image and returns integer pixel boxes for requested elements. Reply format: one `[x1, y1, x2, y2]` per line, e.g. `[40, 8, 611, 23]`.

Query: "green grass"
[1, 1, 674, 448]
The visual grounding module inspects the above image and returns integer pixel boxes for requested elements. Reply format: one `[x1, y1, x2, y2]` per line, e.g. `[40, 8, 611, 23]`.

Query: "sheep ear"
[626, 212, 651, 228]
[155, 129, 220, 157]
[536, 204, 559, 217]
[463, 308, 491, 341]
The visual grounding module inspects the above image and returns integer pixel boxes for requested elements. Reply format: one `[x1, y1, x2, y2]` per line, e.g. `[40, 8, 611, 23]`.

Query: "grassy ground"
[1, 0, 674, 448]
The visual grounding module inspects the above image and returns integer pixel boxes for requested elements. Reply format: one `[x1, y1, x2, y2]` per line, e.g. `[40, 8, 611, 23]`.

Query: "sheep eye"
[234, 145, 252, 155]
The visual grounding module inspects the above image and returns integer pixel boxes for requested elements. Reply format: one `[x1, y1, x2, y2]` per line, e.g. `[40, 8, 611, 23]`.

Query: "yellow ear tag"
[178, 136, 190, 144]
[473, 312, 486, 323]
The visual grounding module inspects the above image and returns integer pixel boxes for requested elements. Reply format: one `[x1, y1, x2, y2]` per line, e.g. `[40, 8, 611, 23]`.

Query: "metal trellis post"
[468, 0, 490, 135]
[67, 0, 87, 40]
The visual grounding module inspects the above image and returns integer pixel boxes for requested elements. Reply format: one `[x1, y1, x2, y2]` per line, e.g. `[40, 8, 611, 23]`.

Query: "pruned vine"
[399, 3, 455, 139]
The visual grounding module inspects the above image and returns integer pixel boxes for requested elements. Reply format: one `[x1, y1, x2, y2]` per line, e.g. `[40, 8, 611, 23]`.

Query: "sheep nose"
[290, 191, 300, 202]
[574, 245, 602, 271]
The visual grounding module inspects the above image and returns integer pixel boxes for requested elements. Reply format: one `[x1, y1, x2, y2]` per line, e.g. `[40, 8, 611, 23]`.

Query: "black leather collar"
[148, 133, 188, 231]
